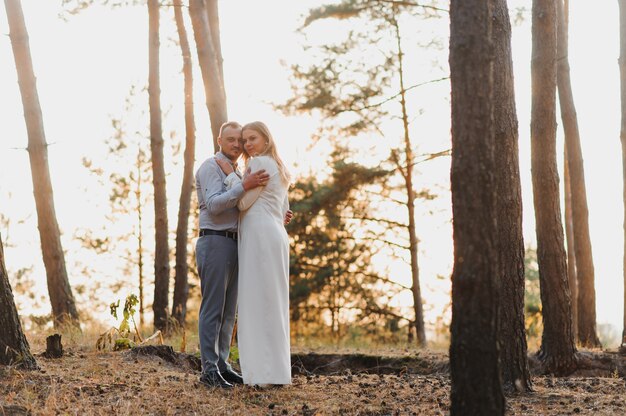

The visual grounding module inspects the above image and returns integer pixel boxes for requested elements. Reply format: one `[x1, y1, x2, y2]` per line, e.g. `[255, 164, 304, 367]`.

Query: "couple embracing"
[194, 121, 292, 389]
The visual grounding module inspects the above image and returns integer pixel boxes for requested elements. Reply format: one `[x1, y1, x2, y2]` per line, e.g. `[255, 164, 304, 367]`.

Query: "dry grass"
[1, 330, 625, 415]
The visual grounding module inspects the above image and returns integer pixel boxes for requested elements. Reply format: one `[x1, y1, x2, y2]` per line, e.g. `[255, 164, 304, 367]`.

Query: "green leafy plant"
[97, 294, 143, 351]
[229, 345, 239, 365]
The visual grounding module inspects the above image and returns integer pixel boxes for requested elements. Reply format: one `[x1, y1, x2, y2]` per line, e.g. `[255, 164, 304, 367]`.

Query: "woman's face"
[242, 128, 268, 157]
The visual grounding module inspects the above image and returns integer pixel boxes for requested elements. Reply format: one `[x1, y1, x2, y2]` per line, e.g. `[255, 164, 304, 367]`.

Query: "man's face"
[218, 126, 243, 161]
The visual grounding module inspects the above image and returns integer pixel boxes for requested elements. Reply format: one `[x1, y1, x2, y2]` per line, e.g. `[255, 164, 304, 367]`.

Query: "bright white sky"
[0, 1, 623, 345]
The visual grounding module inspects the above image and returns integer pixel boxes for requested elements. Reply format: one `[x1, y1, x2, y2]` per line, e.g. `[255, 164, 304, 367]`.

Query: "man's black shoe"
[221, 368, 244, 385]
[199, 371, 233, 389]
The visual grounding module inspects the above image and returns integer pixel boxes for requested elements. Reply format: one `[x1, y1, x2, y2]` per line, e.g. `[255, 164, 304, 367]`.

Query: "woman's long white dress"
[226, 155, 291, 385]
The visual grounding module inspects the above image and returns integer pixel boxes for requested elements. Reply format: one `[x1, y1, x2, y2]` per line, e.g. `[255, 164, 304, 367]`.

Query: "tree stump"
[42, 334, 63, 358]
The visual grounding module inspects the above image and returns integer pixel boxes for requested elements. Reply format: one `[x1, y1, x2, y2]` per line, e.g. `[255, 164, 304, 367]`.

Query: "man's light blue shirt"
[195, 152, 244, 232]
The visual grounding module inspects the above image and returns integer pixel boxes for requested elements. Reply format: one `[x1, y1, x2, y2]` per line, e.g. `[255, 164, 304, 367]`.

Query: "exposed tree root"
[126, 346, 625, 381]
[128, 345, 200, 372]
[529, 350, 625, 378]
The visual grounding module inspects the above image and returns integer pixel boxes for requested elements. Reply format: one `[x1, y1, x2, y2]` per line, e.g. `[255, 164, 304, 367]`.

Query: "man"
[194, 121, 270, 388]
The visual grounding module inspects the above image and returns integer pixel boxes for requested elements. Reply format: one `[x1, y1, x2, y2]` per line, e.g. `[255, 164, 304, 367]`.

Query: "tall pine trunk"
[148, 0, 170, 332]
[0, 233, 38, 369]
[5, 0, 79, 328]
[390, 15, 426, 347]
[172, 0, 196, 326]
[562, 1, 577, 344]
[618, 0, 626, 351]
[189, 0, 227, 151]
[136, 147, 146, 327]
[531, 0, 577, 375]
[556, 0, 601, 348]
[493, 0, 532, 392]
[564, 145, 578, 341]
[206, 0, 224, 89]
[449, 0, 505, 413]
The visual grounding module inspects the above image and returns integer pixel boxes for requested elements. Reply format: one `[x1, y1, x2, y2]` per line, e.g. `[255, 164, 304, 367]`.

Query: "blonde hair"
[241, 121, 291, 185]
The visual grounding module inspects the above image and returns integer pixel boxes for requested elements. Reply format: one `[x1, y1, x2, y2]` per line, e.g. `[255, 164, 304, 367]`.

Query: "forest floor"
[1, 333, 625, 415]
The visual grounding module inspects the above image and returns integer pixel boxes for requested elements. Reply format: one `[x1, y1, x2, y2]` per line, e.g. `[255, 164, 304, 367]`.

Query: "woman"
[216, 121, 291, 386]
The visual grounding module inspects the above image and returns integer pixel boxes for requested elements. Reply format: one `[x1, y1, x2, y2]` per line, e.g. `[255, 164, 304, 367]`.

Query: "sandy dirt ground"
[1, 347, 625, 415]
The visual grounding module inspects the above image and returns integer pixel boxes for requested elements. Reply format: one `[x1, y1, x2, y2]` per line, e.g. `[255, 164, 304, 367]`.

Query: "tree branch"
[340, 215, 408, 228]
[370, 0, 449, 13]
[390, 149, 408, 181]
[294, 304, 412, 323]
[294, 261, 408, 292]
[333, 76, 449, 115]
[361, 305, 412, 322]
[349, 271, 412, 291]
[409, 148, 451, 167]
[344, 235, 410, 250]
[363, 189, 407, 206]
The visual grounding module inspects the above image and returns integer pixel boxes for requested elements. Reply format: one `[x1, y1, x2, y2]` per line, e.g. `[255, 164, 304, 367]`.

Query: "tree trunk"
[531, 0, 577, 375]
[172, 0, 196, 326]
[564, 145, 578, 341]
[136, 147, 145, 328]
[556, 0, 601, 348]
[189, 0, 227, 151]
[449, 0, 505, 414]
[206, 0, 224, 88]
[148, 0, 170, 332]
[391, 15, 426, 347]
[492, 0, 532, 393]
[0, 233, 38, 369]
[5, 0, 80, 328]
[561, 0, 578, 345]
[618, 0, 626, 351]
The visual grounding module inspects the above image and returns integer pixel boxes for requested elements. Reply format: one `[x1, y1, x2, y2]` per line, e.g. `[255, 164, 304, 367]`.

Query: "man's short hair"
[218, 121, 242, 139]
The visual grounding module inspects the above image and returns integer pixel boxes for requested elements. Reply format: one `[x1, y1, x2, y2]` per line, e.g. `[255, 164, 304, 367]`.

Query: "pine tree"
[5, 0, 80, 328]
[0, 232, 38, 369]
[288, 149, 407, 340]
[281, 0, 449, 346]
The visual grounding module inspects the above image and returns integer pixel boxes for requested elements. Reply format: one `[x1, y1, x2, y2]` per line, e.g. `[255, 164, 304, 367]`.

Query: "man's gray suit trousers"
[195, 234, 238, 374]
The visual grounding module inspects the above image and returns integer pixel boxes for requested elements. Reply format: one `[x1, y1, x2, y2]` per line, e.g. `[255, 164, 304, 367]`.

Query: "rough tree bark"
[0, 233, 38, 369]
[562, 1, 578, 344]
[493, 0, 532, 392]
[189, 0, 227, 151]
[5, 0, 80, 328]
[171, 0, 196, 326]
[531, 0, 577, 375]
[206, 0, 225, 88]
[564, 145, 578, 342]
[449, 0, 505, 414]
[42, 334, 63, 358]
[618, 0, 626, 352]
[148, 0, 170, 332]
[556, 0, 601, 348]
